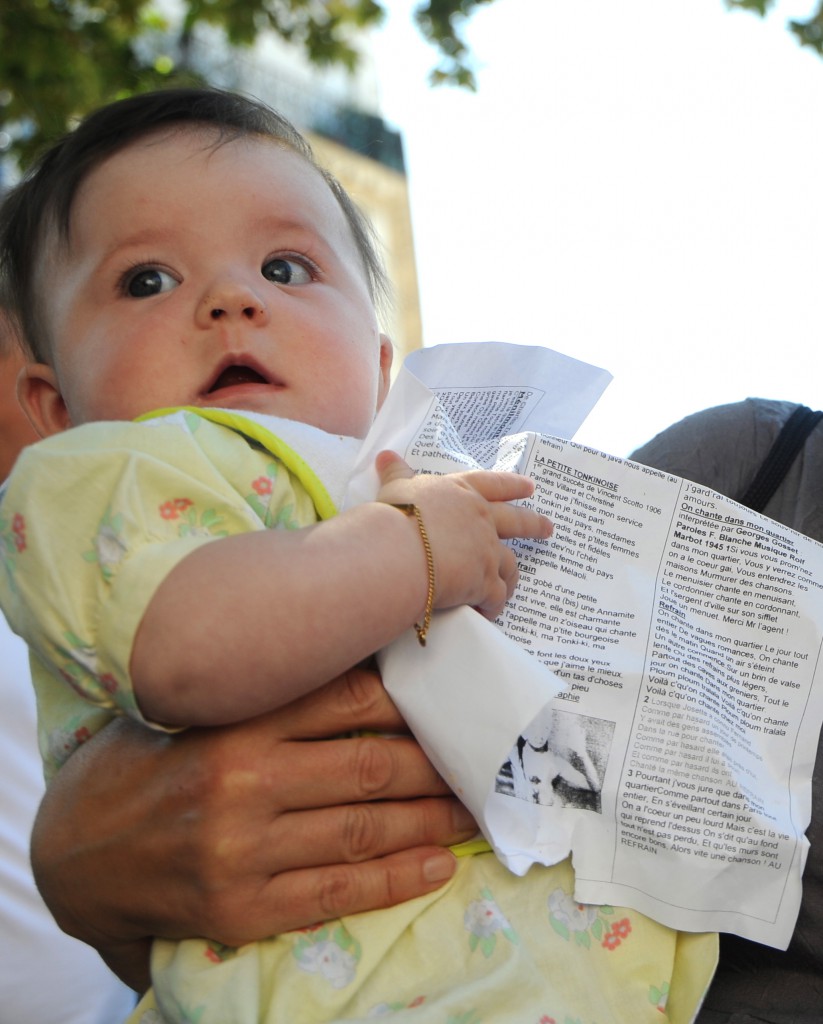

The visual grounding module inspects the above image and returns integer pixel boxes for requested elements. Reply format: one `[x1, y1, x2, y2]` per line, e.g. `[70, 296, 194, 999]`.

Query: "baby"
[0, 88, 716, 1023]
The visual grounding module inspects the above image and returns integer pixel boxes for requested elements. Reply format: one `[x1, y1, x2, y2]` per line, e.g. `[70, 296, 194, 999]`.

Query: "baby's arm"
[132, 453, 551, 727]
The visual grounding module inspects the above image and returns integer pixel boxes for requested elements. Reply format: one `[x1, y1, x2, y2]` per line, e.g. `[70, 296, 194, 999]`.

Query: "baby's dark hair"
[0, 87, 389, 362]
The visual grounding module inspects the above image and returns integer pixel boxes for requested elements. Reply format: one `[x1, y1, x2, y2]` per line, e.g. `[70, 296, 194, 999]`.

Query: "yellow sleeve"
[0, 414, 312, 776]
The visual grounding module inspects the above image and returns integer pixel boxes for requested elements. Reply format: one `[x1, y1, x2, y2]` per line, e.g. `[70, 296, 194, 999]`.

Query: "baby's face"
[33, 130, 391, 438]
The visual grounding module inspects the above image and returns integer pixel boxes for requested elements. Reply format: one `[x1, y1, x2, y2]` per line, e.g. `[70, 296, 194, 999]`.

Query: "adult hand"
[31, 665, 475, 993]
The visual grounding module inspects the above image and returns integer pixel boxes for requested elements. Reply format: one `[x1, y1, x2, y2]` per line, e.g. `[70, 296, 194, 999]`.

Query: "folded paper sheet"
[347, 342, 823, 951]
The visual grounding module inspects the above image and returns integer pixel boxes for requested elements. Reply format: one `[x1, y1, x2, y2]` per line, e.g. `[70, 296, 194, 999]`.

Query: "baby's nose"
[209, 303, 264, 321]
[197, 278, 270, 326]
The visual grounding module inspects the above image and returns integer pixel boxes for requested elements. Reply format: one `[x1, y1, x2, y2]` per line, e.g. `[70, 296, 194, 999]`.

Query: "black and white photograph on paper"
[496, 707, 615, 813]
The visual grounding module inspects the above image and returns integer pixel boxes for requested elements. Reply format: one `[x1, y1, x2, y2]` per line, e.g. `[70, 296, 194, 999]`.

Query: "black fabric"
[738, 405, 823, 514]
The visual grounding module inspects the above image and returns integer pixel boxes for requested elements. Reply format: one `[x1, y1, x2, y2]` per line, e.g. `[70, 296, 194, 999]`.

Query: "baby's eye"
[124, 267, 178, 298]
[262, 257, 313, 286]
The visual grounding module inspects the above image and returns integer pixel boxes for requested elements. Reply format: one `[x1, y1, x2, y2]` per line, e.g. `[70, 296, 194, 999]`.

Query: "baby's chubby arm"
[132, 453, 551, 727]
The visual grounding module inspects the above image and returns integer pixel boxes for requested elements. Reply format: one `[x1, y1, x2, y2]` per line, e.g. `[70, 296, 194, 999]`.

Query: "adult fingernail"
[423, 851, 456, 882]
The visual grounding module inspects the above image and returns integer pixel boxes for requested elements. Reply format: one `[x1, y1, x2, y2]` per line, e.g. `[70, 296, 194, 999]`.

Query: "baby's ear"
[376, 333, 394, 409]
[17, 363, 72, 437]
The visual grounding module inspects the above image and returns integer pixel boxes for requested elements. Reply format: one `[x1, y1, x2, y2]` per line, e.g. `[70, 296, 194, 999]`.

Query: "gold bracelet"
[390, 503, 435, 646]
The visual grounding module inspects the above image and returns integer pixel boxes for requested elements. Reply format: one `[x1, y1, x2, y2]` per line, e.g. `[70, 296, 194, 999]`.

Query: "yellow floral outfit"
[0, 408, 717, 1023]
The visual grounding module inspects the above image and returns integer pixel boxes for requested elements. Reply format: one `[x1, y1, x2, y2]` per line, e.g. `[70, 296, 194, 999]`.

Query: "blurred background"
[2, 0, 822, 457]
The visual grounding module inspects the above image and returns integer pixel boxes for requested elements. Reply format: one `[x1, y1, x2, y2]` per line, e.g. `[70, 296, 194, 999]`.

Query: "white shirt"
[0, 613, 136, 1023]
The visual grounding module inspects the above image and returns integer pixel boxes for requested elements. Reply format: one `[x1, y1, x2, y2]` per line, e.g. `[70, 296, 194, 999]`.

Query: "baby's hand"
[375, 451, 552, 620]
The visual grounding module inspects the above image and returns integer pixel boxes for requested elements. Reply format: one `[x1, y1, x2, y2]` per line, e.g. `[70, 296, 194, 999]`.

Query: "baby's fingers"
[475, 546, 520, 620]
[375, 450, 415, 485]
[465, 471, 536, 503]
[492, 501, 553, 541]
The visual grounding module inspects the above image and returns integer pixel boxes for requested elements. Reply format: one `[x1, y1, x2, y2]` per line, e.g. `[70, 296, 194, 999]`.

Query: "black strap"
[738, 404, 823, 513]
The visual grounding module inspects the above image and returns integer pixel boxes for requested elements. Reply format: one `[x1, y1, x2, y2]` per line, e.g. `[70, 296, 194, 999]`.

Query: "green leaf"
[789, 8, 823, 56]
[5, 0, 823, 171]
[724, 0, 774, 15]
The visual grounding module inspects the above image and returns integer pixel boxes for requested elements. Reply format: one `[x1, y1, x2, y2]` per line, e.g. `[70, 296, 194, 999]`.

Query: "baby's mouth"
[207, 365, 268, 393]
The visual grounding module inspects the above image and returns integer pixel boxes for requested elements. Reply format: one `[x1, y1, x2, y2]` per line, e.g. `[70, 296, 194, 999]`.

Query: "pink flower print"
[539, 1017, 557, 1024]
[547, 887, 619, 948]
[296, 940, 358, 989]
[74, 726, 92, 746]
[159, 497, 192, 520]
[12, 513, 26, 552]
[52, 728, 81, 761]
[649, 980, 671, 1013]
[252, 476, 273, 496]
[465, 897, 504, 938]
[293, 923, 361, 989]
[203, 941, 235, 964]
[601, 916, 631, 950]
[84, 510, 127, 580]
[465, 887, 518, 956]
[99, 673, 119, 694]
[548, 889, 599, 933]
